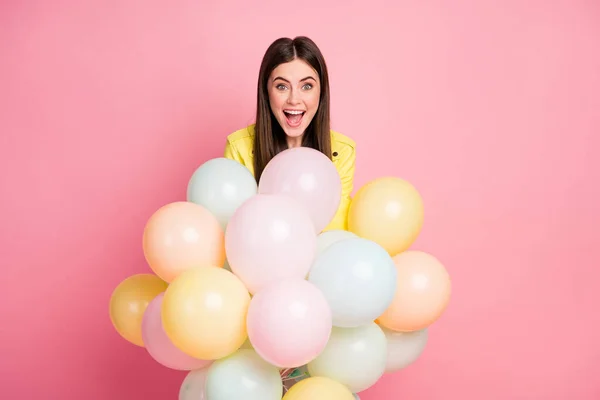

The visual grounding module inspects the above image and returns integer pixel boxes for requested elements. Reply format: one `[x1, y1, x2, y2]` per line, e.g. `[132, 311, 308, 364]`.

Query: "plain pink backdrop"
[1, 1, 599, 399]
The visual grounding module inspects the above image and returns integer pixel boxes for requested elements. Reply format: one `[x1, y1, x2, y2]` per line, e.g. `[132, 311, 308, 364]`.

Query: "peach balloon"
[282, 377, 355, 400]
[347, 177, 424, 256]
[142, 201, 225, 283]
[161, 266, 251, 360]
[109, 274, 168, 347]
[377, 251, 451, 332]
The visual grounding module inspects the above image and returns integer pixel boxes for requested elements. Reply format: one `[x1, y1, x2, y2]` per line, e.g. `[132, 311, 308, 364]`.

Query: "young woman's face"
[268, 58, 321, 143]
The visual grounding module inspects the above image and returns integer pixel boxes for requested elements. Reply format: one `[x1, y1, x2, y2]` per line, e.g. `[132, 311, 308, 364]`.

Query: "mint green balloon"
[316, 230, 357, 256]
[205, 349, 282, 400]
[179, 368, 208, 400]
[307, 323, 387, 393]
[187, 157, 257, 230]
[383, 327, 428, 372]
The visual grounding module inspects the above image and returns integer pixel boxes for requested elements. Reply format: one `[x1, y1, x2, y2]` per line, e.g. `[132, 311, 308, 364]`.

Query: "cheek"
[307, 92, 320, 111]
[268, 91, 284, 111]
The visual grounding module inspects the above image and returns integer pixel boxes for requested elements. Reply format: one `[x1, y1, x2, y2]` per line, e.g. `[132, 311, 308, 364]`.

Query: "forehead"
[270, 59, 319, 81]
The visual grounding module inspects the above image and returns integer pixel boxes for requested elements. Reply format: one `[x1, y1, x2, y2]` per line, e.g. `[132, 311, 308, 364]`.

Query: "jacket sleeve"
[323, 146, 356, 232]
[224, 139, 244, 165]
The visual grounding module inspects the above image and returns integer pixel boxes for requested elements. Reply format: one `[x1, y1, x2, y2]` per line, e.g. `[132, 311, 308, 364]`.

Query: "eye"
[276, 84, 288, 91]
[302, 83, 313, 90]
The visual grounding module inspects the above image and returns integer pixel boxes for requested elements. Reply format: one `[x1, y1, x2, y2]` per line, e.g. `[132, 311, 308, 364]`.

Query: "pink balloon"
[258, 147, 342, 233]
[225, 194, 317, 294]
[247, 279, 332, 368]
[141, 293, 212, 370]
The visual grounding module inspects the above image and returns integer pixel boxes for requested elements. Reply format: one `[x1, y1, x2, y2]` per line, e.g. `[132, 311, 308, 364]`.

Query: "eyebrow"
[273, 76, 317, 83]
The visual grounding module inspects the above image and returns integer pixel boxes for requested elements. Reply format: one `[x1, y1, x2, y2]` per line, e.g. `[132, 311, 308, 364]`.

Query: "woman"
[224, 36, 356, 231]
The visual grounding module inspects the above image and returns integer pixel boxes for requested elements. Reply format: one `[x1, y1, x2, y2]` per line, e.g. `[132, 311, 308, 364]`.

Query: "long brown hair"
[253, 36, 332, 182]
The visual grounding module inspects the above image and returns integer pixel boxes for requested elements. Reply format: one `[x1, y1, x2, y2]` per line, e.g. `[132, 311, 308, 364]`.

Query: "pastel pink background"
[1, 1, 599, 399]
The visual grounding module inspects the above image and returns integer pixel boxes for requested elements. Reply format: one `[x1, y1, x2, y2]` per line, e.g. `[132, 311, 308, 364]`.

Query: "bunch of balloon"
[108, 146, 451, 400]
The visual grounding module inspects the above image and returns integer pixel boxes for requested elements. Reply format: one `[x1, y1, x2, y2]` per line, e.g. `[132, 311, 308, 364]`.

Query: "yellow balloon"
[109, 274, 168, 347]
[283, 377, 355, 400]
[162, 266, 251, 360]
[348, 177, 424, 256]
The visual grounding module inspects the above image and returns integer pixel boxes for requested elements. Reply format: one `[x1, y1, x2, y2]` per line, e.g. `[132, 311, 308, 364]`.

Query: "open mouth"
[283, 110, 305, 127]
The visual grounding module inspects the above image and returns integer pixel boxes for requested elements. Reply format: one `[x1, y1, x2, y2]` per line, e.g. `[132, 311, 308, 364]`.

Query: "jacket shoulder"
[227, 124, 256, 144]
[331, 130, 356, 152]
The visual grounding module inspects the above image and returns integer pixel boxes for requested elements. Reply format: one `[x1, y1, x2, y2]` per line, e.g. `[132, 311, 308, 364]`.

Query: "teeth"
[285, 110, 304, 115]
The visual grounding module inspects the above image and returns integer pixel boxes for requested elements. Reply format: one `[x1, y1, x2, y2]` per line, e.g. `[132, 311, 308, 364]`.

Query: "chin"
[283, 127, 305, 138]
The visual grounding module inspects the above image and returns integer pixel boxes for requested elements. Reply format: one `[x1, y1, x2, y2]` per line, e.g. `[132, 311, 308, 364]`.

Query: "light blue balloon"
[308, 237, 397, 328]
[205, 349, 282, 400]
[187, 157, 257, 230]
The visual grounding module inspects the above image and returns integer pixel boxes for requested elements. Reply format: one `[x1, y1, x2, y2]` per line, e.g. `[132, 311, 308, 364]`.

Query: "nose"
[286, 88, 301, 105]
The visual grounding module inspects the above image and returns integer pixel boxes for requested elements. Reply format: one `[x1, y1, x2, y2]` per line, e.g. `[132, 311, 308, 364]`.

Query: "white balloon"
[383, 327, 428, 372]
[316, 230, 357, 256]
[308, 238, 397, 327]
[179, 367, 208, 400]
[307, 323, 387, 393]
[187, 157, 257, 229]
[205, 349, 282, 400]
